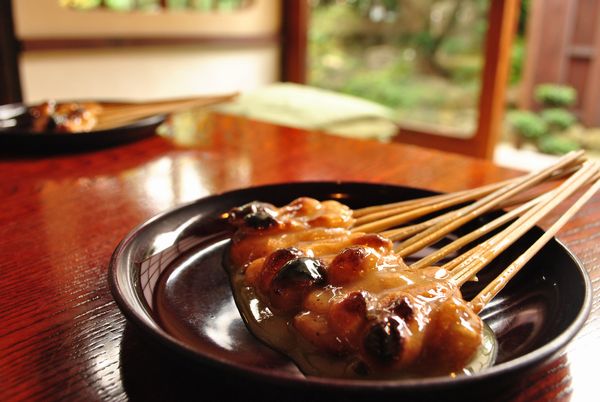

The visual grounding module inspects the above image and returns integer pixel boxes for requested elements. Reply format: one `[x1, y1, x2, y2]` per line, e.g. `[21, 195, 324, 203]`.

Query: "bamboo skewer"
[390, 151, 585, 258]
[347, 153, 590, 284]
[409, 194, 549, 269]
[381, 215, 448, 241]
[353, 193, 453, 218]
[450, 162, 599, 287]
[439, 170, 600, 273]
[353, 180, 515, 227]
[442, 243, 480, 272]
[353, 179, 516, 221]
[354, 152, 583, 237]
[352, 188, 502, 233]
[94, 93, 237, 130]
[470, 176, 600, 313]
[450, 163, 597, 286]
[381, 189, 548, 243]
[352, 161, 582, 220]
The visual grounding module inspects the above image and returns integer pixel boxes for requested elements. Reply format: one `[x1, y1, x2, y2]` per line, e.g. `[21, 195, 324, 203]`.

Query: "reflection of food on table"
[29, 101, 102, 133]
[227, 197, 486, 379]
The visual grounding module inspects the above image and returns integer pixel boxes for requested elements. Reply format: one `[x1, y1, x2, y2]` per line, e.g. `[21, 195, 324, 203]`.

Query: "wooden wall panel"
[520, 0, 571, 110]
[572, 0, 598, 45]
[567, 59, 590, 110]
[521, 0, 600, 126]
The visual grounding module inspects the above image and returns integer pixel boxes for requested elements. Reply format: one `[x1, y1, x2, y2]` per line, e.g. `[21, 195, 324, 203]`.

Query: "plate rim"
[109, 180, 593, 390]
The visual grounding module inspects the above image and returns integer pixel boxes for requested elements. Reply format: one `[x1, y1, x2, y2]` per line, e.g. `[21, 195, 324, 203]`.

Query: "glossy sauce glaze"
[225, 197, 496, 379]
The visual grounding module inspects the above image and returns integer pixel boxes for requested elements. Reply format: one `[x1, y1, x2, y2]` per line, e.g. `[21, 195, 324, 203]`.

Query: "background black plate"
[0, 102, 165, 152]
[109, 182, 592, 399]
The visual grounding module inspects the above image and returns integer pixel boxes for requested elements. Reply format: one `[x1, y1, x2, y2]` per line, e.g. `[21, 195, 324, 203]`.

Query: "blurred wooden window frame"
[281, 0, 521, 160]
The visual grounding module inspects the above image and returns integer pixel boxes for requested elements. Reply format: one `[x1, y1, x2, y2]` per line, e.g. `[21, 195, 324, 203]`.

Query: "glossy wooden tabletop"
[0, 112, 598, 401]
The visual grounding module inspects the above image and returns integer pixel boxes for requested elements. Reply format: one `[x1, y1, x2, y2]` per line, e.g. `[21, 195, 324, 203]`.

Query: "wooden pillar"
[0, 0, 22, 104]
[473, 0, 521, 158]
[280, 0, 308, 83]
[583, 7, 600, 127]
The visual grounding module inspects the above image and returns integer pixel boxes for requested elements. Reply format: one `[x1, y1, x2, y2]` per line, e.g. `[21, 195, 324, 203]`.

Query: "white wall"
[20, 46, 279, 102]
[13, 0, 280, 102]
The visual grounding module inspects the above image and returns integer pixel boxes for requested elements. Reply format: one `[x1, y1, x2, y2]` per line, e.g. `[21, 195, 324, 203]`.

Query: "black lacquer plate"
[0, 102, 164, 151]
[109, 182, 592, 399]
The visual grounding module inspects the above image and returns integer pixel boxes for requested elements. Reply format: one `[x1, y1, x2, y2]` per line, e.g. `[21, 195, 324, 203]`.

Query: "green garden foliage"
[510, 83, 581, 154]
[538, 135, 581, 155]
[308, 1, 490, 131]
[104, 0, 134, 10]
[59, 0, 102, 9]
[540, 108, 577, 131]
[534, 84, 577, 108]
[508, 111, 547, 139]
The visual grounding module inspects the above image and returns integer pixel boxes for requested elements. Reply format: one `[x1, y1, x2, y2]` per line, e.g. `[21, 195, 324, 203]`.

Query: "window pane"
[308, 0, 490, 137]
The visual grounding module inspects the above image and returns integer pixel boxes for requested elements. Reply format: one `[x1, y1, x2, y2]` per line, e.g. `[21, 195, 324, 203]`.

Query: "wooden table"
[1, 113, 598, 401]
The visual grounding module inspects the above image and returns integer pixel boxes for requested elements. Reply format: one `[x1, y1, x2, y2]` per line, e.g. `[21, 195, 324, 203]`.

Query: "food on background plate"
[28, 101, 102, 133]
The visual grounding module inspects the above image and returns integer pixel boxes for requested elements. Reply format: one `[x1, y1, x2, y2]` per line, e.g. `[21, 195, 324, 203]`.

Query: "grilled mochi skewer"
[226, 151, 599, 378]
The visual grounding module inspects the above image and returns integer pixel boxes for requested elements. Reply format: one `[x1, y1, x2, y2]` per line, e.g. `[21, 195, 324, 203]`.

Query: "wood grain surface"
[0, 112, 598, 401]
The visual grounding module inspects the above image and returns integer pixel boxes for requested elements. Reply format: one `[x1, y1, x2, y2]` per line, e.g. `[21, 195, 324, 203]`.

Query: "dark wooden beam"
[21, 34, 280, 52]
[0, 0, 22, 104]
[280, 0, 308, 83]
[472, 0, 521, 158]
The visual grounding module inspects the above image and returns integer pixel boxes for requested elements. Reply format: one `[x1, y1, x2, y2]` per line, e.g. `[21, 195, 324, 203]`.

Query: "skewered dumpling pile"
[224, 151, 600, 379]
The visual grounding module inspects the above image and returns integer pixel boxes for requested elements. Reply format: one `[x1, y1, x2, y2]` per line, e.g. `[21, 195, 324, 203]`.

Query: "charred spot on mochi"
[269, 257, 327, 312]
[229, 201, 259, 221]
[363, 318, 404, 364]
[339, 292, 368, 316]
[390, 298, 414, 323]
[228, 201, 278, 229]
[258, 248, 304, 293]
[273, 257, 327, 285]
[244, 211, 278, 229]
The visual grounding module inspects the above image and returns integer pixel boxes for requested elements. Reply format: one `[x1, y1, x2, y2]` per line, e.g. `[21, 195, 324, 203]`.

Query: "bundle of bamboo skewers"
[94, 93, 238, 130]
[349, 150, 597, 313]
